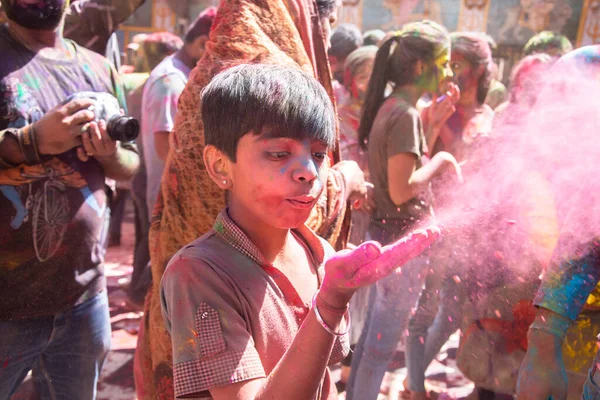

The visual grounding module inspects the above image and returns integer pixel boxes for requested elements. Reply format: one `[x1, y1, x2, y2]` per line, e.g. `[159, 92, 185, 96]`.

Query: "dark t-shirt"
[0, 25, 126, 319]
[367, 94, 432, 238]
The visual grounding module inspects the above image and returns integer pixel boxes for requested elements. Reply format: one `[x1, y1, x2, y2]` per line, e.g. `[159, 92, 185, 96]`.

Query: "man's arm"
[145, 73, 186, 162]
[154, 131, 170, 161]
[0, 129, 25, 169]
[534, 241, 600, 322]
[64, 0, 147, 55]
[1, 99, 99, 169]
[96, 143, 140, 181]
[516, 242, 600, 400]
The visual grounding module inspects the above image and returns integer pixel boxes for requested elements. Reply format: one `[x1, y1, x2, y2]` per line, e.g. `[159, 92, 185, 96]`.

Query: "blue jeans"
[583, 349, 600, 399]
[405, 272, 466, 392]
[346, 255, 428, 400]
[0, 291, 111, 400]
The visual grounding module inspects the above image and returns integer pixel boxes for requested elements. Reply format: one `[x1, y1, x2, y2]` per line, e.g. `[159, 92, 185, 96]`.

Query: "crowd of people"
[1, 1, 599, 400]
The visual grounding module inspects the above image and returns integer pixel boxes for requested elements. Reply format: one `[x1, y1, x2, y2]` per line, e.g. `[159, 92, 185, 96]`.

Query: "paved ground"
[12, 198, 476, 400]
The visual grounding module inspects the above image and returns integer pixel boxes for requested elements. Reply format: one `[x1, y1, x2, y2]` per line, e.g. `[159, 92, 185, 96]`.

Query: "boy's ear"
[203, 145, 232, 189]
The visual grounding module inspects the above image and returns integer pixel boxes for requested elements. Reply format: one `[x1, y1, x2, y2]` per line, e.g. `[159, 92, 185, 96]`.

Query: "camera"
[65, 92, 139, 142]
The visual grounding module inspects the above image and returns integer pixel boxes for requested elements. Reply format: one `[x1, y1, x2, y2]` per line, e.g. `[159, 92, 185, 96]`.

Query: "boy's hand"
[319, 227, 441, 308]
[516, 329, 568, 400]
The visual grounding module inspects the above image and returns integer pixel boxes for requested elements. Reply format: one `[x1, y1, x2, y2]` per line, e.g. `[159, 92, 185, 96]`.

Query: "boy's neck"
[227, 203, 290, 263]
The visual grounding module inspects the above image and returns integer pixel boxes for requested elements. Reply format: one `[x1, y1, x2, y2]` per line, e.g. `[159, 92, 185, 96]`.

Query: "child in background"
[160, 64, 439, 399]
[339, 45, 378, 180]
[328, 24, 363, 85]
[337, 45, 378, 390]
[329, 24, 363, 107]
[345, 21, 461, 400]
[338, 45, 378, 245]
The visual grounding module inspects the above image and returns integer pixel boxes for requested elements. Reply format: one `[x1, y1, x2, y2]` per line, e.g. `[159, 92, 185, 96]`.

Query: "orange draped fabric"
[134, 0, 348, 398]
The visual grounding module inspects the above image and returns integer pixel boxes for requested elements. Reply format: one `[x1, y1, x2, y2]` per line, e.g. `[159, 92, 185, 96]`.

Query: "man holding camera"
[0, 1, 139, 399]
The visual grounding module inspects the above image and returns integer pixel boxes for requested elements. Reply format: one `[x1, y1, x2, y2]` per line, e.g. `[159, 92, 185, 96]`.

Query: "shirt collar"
[213, 208, 325, 268]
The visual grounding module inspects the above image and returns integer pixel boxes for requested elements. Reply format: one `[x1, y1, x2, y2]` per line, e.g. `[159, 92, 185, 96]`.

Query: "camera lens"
[107, 116, 140, 142]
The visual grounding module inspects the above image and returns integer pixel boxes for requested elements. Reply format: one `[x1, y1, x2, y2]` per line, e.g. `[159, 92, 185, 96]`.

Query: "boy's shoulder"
[161, 225, 272, 291]
[162, 229, 231, 280]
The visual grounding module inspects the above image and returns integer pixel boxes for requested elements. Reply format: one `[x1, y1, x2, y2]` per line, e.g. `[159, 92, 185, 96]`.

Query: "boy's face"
[227, 132, 329, 229]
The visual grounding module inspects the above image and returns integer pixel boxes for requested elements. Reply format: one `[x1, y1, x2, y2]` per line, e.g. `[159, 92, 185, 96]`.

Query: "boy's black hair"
[202, 64, 337, 162]
[328, 24, 363, 61]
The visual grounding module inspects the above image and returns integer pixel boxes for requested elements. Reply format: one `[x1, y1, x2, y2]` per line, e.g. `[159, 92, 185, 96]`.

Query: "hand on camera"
[76, 120, 118, 162]
[34, 98, 96, 156]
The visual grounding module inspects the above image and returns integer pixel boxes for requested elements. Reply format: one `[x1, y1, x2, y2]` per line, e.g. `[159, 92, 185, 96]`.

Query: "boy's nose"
[292, 159, 319, 183]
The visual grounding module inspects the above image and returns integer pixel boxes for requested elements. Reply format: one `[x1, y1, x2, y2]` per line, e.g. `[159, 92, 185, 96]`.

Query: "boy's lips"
[286, 195, 317, 209]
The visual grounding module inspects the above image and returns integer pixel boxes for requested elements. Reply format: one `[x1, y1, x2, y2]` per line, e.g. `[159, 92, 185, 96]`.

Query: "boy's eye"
[267, 151, 289, 159]
[451, 63, 460, 70]
[313, 152, 327, 161]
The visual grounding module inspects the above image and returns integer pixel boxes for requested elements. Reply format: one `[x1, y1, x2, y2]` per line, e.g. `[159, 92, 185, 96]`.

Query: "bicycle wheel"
[32, 185, 70, 262]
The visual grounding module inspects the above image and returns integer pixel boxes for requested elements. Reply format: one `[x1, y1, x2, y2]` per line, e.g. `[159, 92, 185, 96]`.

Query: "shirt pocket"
[195, 302, 227, 357]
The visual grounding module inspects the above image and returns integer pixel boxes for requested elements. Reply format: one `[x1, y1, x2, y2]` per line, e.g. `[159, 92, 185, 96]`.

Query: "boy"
[160, 64, 439, 399]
